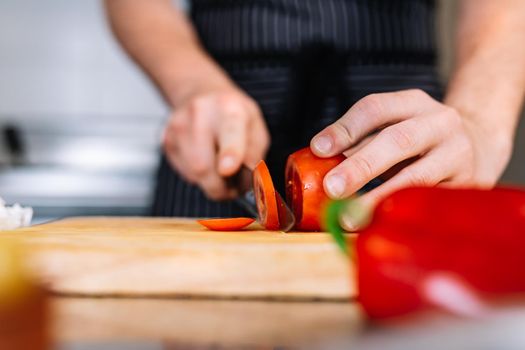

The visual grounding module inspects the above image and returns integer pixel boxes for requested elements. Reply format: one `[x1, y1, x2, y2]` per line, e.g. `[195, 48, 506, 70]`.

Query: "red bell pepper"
[328, 186, 525, 319]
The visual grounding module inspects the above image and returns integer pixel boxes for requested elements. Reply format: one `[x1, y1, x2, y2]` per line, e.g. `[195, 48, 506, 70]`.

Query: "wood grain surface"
[1, 217, 355, 300]
[52, 297, 363, 348]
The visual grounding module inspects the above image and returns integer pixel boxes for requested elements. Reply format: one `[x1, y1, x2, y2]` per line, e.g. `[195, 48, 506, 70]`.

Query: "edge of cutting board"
[1, 216, 356, 301]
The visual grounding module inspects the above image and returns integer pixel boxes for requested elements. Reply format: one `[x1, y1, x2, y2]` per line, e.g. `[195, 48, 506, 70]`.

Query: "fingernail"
[312, 135, 333, 155]
[325, 174, 346, 198]
[341, 199, 372, 232]
[340, 212, 357, 232]
[220, 155, 236, 172]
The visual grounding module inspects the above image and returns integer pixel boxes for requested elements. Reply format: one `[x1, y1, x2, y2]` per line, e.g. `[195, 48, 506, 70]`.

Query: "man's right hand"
[162, 86, 270, 201]
[105, 0, 270, 200]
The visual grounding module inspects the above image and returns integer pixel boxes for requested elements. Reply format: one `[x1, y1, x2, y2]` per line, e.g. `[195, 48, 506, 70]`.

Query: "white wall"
[0, 0, 169, 217]
[0, 0, 167, 118]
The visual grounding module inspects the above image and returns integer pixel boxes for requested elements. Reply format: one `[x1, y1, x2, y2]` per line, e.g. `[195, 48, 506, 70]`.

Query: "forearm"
[445, 0, 525, 151]
[104, 0, 234, 107]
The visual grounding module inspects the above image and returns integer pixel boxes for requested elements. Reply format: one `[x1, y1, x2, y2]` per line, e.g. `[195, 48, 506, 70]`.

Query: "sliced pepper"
[197, 217, 255, 231]
[253, 160, 280, 230]
[285, 147, 345, 231]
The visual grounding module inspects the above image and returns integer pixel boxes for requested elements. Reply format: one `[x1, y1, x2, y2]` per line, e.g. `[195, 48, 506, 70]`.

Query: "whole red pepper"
[353, 187, 525, 319]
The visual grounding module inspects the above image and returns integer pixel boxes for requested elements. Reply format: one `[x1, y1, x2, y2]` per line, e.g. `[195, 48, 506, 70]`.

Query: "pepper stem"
[324, 200, 350, 255]
[324, 198, 372, 257]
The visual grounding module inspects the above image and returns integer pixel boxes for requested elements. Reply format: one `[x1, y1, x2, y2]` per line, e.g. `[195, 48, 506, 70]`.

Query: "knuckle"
[407, 88, 428, 100]
[332, 122, 356, 145]
[333, 122, 357, 145]
[350, 154, 375, 180]
[400, 167, 433, 187]
[385, 125, 417, 152]
[401, 89, 432, 111]
[190, 159, 210, 178]
[218, 94, 243, 116]
[168, 115, 187, 134]
[356, 93, 385, 118]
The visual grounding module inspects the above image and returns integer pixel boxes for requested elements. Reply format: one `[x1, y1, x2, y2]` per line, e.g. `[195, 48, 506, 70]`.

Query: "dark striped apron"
[152, 0, 442, 218]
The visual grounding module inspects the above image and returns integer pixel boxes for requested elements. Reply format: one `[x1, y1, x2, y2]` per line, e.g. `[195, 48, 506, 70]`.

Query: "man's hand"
[311, 89, 513, 229]
[106, 0, 271, 201]
[163, 86, 270, 200]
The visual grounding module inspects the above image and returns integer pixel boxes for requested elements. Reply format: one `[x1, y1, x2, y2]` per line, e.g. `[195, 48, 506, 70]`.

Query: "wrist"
[460, 111, 515, 183]
[170, 75, 237, 107]
[444, 94, 516, 182]
[160, 49, 237, 107]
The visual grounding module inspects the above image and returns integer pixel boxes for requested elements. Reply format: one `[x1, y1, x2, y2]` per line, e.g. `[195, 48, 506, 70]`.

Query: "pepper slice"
[253, 160, 280, 230]
[197, 217, 255, 231]
[286, 147, 345, 231]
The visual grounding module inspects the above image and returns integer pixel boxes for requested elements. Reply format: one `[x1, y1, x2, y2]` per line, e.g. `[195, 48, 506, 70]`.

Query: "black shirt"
[153, 0, 442, 217]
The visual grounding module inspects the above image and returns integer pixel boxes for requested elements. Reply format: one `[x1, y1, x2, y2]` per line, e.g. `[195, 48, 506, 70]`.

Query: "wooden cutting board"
[1, 217, 355, 300]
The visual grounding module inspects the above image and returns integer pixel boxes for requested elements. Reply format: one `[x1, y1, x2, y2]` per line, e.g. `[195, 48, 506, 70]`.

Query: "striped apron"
[152, 0, 441, 217]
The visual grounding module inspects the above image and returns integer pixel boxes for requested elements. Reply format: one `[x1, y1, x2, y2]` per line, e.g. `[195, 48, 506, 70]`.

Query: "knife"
[228, 165, 295, 232]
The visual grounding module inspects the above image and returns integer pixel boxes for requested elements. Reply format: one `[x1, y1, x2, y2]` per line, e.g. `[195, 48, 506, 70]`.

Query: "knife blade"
[228, 165, 295, 232]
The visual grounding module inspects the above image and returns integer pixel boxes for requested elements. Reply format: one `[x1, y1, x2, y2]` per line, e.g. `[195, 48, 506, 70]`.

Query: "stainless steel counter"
[0, 115, 164, 221]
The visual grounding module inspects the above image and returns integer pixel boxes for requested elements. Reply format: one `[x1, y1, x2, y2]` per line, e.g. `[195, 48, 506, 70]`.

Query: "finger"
[342, 133, 376, 158]
[186, 103, 218, 181]
[193, 115, 238, 200]
[217, 107, 249, 177]
[198, 172, 237, 201]
[163, 111, 196, 182]
[358, 149, 455, 210]
[165, 151, 232, 202]
[188, 102, 236, 200]
[245, 103, 270, 168]
[324, 116, 440, 199]
[340, 152, 452, 232]
[311, 89, 439, 157]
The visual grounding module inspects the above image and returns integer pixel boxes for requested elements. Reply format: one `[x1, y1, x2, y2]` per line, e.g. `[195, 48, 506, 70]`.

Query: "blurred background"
[0, 0, 524, 222]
